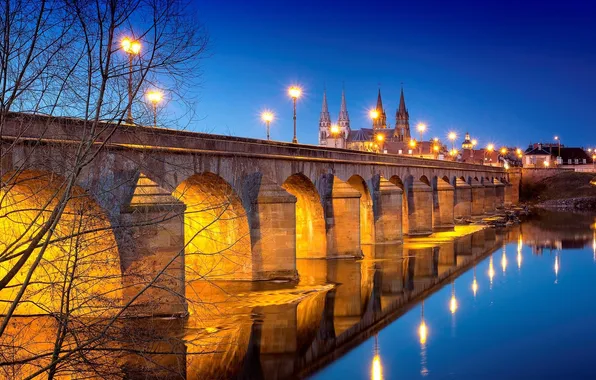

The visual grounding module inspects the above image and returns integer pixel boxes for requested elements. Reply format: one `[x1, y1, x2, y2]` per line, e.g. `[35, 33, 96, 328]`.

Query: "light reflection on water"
[2, 211, 595, 379]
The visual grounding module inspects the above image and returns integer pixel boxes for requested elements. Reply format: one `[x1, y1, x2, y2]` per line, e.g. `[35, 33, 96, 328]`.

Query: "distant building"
[318, 87, 427, 155]
[522, 143, 593, 168]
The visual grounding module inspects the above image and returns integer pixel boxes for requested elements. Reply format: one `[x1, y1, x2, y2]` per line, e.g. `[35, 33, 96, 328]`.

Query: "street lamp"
[330, 123, 340, 148]
[376, 133, 385, 153]
[544, 160, 550, 168]
[448, 132, 457, 152]
[288, 85, 302, 143]
[409, 138, 417, 155]
[500, 147, 508, 155]
[146, 90, 163, 128]
[554, 135, 561, 160]
[485, 143, 494, 166]
[370, 109, 379, 120]
[592, 154, 596, 169]
[261, 111, 274, 140]
[417, 123, 426, 156]
[121, 37, 141, 124]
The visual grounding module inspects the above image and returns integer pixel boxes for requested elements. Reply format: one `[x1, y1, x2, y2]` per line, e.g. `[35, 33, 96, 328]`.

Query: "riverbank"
[521, 171, 596, 211]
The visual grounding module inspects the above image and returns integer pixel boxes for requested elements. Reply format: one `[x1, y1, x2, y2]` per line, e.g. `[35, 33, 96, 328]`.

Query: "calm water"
[4, 211, 596, 379]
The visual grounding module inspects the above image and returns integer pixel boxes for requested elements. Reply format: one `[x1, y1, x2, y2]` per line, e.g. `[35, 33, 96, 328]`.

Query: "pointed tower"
[337, 88, 350, 133]
[318, 89, 332, 145]
[394, 87, 410, 141]
[372, 89, 388, 130]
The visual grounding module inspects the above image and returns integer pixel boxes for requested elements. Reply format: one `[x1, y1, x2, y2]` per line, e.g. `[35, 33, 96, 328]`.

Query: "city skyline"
[192, 0, 595, 148]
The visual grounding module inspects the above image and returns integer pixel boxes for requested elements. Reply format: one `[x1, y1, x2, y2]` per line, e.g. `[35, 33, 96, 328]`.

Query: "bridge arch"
[0, 170, 122, 316]
[282, 173, 327, 259]
[389, 175, 408, 235]
[347, 175, 374, 245]
[174, 172, 252, 282]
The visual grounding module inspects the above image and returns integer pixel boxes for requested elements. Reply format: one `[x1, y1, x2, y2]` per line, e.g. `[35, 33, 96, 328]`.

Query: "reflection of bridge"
[119, 228, 507, 379]
[2, 114, 519, 315]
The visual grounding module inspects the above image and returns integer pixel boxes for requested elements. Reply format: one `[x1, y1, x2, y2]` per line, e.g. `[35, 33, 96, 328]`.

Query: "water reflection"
[3, 211, 596, 379]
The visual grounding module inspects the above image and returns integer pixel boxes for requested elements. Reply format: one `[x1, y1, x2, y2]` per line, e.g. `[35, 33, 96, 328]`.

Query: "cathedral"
[318, 87, 413, 153]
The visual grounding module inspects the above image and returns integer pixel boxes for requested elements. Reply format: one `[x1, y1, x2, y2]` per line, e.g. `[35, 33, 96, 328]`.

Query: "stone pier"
[482, 179, 497, 214]
[371, 176, 403, 243]
[318, 174, 362, 257]
[493, 178, 505, 209]
[405, 178, 433, 236]
[453, 177, 472, 219]
[469, 178, 484, 216]
[432, 177, 455, 231]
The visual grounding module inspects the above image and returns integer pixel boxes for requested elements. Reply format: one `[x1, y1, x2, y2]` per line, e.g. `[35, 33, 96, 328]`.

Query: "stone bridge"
[0, 113, 519, 316]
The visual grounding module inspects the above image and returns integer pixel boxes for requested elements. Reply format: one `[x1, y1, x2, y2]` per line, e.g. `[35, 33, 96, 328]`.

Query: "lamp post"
[261, 111, 274, 140]
[376, 133, 385, 153]
[448, 132, 457, 152]
[121, 37, 141, 124]
[592, 154, 595, 169]
[417, 123, 426, 156]
[288, 86, 302, 143]
[409, 139, 417, 155]
[554, 135, 561, 162]
[485, 144, 495, 166]
[146, 90, 163, 128]
[330, 123, 340, 148]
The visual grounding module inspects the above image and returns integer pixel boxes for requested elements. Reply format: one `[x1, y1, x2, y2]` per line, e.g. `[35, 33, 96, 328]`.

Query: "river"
[2, 210, 595, 379]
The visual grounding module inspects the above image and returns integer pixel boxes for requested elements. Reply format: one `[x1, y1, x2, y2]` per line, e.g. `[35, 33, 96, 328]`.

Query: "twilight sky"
[189, 0, 595, 149]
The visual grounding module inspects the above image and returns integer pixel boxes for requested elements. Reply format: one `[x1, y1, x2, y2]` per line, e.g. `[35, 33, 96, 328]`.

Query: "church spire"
[394, 86, 410, 141]
[320, 89, 330, 123]
[338, 88, 349, 122]
[398, 86, 407, 114]
[372, 88, 387, 130]
[376, 88, 384, 111]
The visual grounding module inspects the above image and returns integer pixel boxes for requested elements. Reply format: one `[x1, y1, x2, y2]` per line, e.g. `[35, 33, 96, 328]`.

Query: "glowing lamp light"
[146, 90, 163, 104]
[372, 355, 383, 380]
[516, 148, 522, 155]
[417, 123, 427, 133]
[370, 109, 380, 120]
[554, 255, 560, 276]
[500, 147, 508, 155]
[472, 278, 478, 297]
[486, 143, 495, 152]
[376, 133, 385, 142]
[419, 321, 428, 345]
[261, 111, 274, 123]
[504, 162, 510, 170]
[554, 135, 559, 141]
[501, 250, 508, 273]
[433, 145, 440, 152]
[448, 132, 457, 141]
[433, 137, 439, 142]
[544, 161, 550, 167]
[330, 124, 340, 135]
[409, 139, 417, 148]
[121, 37, 141, 54]
[488, 256, 495, 285]
[449, 295, 458, 314]
[288, 86, 302, 99]
[472, 139, 478, 147]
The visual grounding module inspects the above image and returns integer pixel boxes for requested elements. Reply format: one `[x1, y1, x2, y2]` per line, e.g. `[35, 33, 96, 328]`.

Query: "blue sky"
[188, 0, 596, 149]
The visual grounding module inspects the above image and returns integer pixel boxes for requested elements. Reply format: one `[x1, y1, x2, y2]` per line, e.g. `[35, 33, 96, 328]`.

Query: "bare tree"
[0, 0, 228, 378]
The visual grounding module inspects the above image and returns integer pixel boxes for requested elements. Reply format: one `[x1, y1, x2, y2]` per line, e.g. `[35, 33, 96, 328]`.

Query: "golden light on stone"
[261, 111, 274, 123]
[288, 86, 302, 99]
[370, 109, 379, 120]
[146, 90, 163, 104]
[121, 37, 141, 54]
[419, 320, 428, 345]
